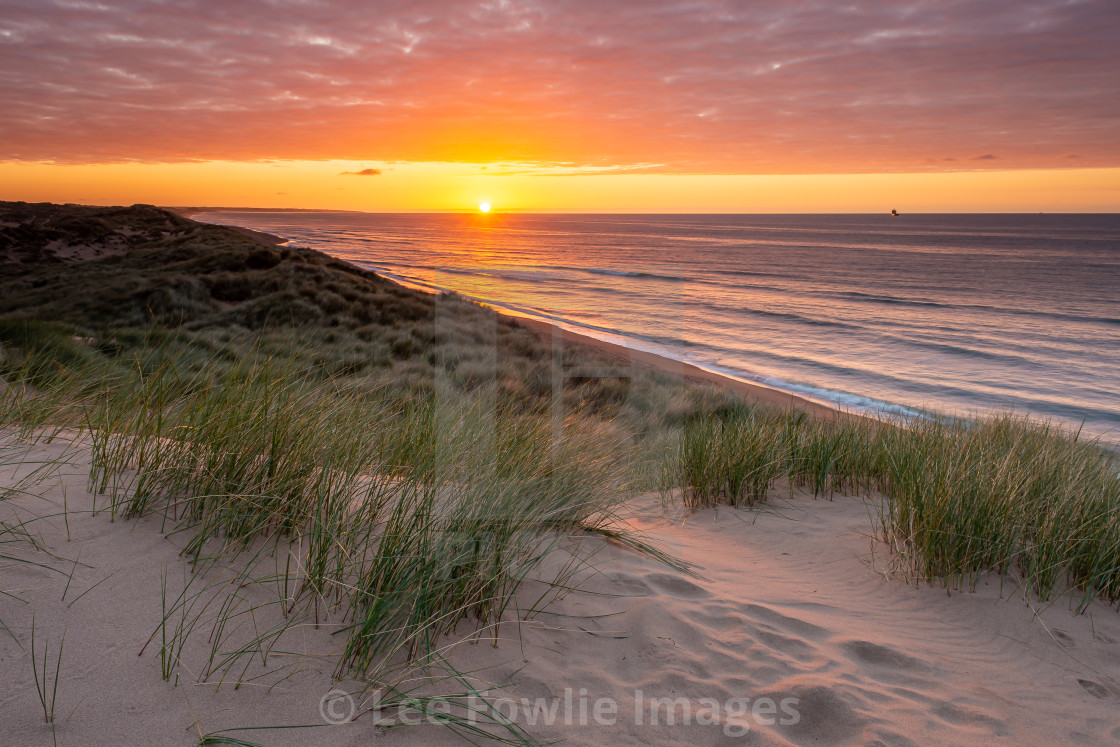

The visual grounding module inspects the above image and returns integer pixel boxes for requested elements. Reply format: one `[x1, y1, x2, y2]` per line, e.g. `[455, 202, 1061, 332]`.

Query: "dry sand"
[2, 434, 1119, 746]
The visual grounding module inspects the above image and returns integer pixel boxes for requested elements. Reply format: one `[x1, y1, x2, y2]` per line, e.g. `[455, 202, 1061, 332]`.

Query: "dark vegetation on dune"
[0, 200, 657, 416]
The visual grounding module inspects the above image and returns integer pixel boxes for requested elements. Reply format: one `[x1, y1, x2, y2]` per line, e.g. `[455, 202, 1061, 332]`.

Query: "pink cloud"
[1, 0, 1117, 172]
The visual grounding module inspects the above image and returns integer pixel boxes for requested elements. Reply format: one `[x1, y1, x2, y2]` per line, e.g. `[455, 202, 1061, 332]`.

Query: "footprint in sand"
[740, 603, 831, 641]
[1078, 679, 1114, 700]
[643, 572, 710, 599]
[931, 702, 1009, 735]
[842, 640, 927, 671]
[764, 684, 866, 742]
[604, 572, 653, 596]
[1051, 628, 1075, 646]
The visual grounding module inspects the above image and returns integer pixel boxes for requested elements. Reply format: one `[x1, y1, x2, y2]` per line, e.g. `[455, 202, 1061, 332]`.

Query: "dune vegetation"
[664, 402, 1120, 608]
[2, 201, 1119, 742]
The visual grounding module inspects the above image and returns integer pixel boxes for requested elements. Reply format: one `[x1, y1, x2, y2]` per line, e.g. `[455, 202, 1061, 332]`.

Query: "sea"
[195, 212, 1120, 446]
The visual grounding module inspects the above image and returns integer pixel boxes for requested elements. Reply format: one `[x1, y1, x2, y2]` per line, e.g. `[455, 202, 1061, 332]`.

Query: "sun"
[478, 202, 491, 213]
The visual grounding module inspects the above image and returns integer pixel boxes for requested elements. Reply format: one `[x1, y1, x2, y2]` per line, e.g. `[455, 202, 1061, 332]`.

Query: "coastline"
[164, 208, 292, 245]
[182, 209, 849, 420]
[220, 223, 290, 246]
[166, 206, 361, 218]
[516, 317, 844, 420]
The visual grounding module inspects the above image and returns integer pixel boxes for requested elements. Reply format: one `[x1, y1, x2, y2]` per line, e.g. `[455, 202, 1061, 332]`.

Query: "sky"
[1, 0, 1118, 212]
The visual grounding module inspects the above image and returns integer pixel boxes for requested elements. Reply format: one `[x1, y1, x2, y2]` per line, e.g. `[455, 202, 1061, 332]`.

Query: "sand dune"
[2, 434, 1118, 745]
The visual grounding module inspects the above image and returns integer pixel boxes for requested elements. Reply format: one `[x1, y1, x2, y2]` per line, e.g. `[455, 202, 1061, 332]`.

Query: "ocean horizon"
[197, 211, 1120, 446]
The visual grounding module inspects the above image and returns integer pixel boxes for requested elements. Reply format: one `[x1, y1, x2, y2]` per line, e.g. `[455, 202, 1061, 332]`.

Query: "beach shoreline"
[515, 317, 844, 420]
[181, 209, 849, 420]
[164, 208, 292, 245]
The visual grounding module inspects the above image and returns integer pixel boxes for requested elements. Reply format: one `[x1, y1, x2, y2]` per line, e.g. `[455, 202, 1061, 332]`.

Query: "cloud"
[339, 168, 382, 175]
[0, 0, 1117, 172]
[969, 154, 999, 161]
[481, 162, 665, 176]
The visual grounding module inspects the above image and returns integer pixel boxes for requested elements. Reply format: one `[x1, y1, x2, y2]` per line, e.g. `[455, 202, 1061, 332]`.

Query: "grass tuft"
[664, 406, 1120, 606]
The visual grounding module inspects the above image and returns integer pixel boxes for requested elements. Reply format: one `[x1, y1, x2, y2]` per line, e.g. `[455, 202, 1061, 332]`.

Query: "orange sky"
[1, 1, 1118, 211]
[3, 160, 1119, 213]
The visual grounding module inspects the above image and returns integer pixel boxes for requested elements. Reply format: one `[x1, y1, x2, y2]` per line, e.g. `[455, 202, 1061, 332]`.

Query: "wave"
[672, 298, 863, 332]
[684, 363, 927, 418]
[580, 267, 682, 281]
[839, 291, 1120, 326]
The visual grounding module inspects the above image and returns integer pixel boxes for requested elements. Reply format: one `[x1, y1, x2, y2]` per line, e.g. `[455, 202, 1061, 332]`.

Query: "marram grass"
[663, 400, 1120, 608]
[5, 305, 1120, 742]
[0, 338, 654, 701]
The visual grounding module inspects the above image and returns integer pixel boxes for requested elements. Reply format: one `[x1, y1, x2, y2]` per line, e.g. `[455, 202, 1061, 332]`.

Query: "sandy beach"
[2, 429, 1119, 746]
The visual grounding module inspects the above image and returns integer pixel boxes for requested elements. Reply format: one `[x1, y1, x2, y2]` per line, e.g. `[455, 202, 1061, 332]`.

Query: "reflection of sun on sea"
[479, 202, 491, 213]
